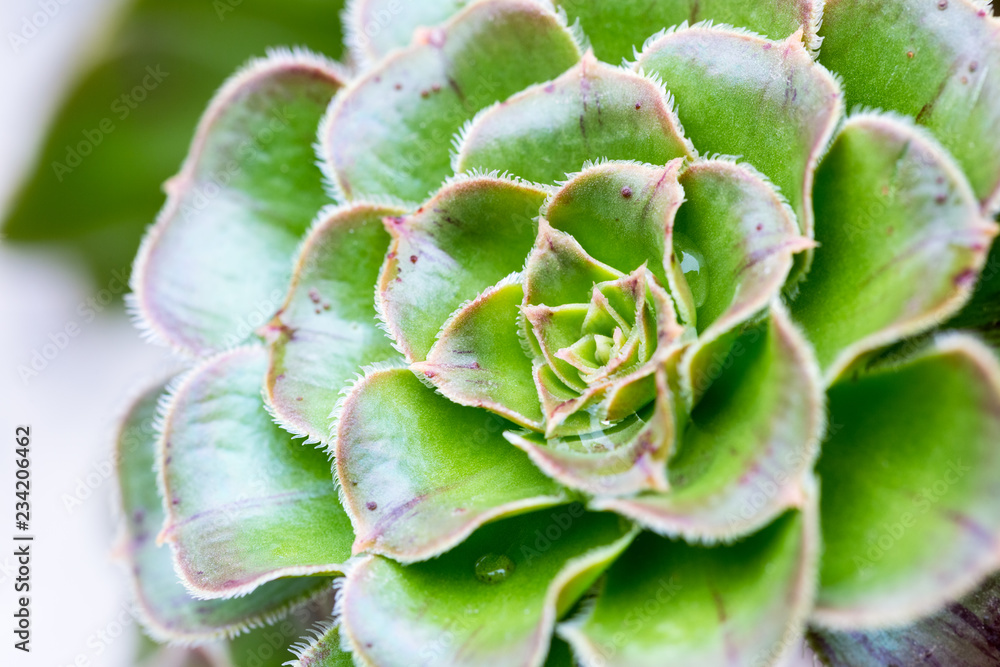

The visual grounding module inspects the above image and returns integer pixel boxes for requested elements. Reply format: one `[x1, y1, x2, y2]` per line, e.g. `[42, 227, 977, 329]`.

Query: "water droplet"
[475, 553, 515, 584]
[673, 232, 709, 309]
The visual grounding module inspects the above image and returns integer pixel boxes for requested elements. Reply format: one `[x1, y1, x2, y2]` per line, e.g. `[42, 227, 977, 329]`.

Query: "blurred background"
[0, 1, 345, 664]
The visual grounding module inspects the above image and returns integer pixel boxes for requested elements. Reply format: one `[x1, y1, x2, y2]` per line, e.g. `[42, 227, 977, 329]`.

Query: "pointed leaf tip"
[455, 55, 693, 186]
[335, 366, 566, 563]
[378, 176, 547, 362]
[322, 0, 581, 202]
[595, 303, 824, 542]
[265, 203, 404, 443]
[791, 113, 998, 385]
[158, 347, 352, 599]
[340, 509, 637, 667]
[117, 380, 337, 643]
[636, 21, 843, 253]
[132, 54, 345, 356]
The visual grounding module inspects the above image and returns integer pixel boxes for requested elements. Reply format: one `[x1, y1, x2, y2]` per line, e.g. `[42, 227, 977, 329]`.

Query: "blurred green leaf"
[2, 0, 346, 299]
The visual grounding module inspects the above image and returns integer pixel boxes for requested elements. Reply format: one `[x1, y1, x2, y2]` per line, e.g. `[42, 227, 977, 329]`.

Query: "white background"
[0, 1, 178, 665]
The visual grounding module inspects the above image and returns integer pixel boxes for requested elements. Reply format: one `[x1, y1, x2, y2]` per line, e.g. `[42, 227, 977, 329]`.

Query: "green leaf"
[263, 203, 403, 444]
[334, 367, 567, 562]
[341, 0, 828, 68]
[559, 504, 818, 667]
[790, 113, 998, 385]
[676, 159, 809, 336]
[413, 276, 544, 430]
[523, 221, 623, 313]
[222, 590, 340, 667]
[505, 366, 674, 496]
[286, 620, 355, 667]
[808, 574, 1000, 667]
[635, 24, 843, 246]
[814, 335, 1000, 629]
[2, 0, 348, 295]
[158, 347, 352, 598]
[378, 175, 547, 361]
[595, 304, 825, 541]
[674, 159, 812, 406]
[533, 362, 606, 437]
[132, 52, 344, 356]
[521, 238, 684, 438]
[818, 0, 1000, 211]
[116, 382, 335, 643]
[541, 160, 685, 298]
[343, 0, 470, 65]
[320, 0, 581, 202]
[558, 0, 823, 63]
[339, 508, 637, 667]
[454, 53, 692, 185]
[523, 303, 592, 393]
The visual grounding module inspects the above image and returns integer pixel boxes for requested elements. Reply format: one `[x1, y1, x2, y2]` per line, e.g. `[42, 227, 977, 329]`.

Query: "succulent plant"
[116, 1, 1000, 666]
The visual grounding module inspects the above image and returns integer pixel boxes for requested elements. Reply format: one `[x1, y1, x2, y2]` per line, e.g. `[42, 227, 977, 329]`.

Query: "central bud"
[520, 222, 683, 438]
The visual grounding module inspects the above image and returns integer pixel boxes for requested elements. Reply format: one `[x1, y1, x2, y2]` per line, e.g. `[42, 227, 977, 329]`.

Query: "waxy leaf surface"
[415, 277, 544, 429]
[158, 347, 352, 598]
[815, 336, 1000, 629]
[596, 304, 824, 541]
[335, 367, 566, 562]
[117, 382, 335, 642]
[674, 160, 811, 405]
[505, 367, 673, 496]
[344, 0, 825, 66]
[265, 203, 402, 443]
[809, 574, 1000, 667]
[636, 24, 842, 244]
[819, 0, 1000, 211]
[379, 175, 546, 361]
[791, 113, 997, 384]
[561, 0, 823, 63]
[133, 53, 344, 356]
[542, 160, 684, 292]
[322, 0, 581, 202]
[340, 509, 636, 667]
[345, 0, 468, 65]
[559, 507, 817, 667]
[455, 54, 692, 186]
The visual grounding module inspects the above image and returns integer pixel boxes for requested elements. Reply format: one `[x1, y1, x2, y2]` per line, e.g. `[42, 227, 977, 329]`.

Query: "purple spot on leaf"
[954, 269, 978, 288]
